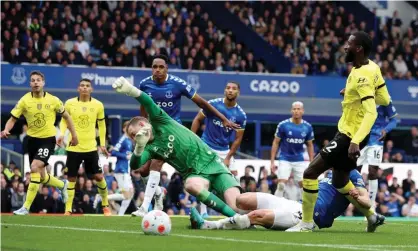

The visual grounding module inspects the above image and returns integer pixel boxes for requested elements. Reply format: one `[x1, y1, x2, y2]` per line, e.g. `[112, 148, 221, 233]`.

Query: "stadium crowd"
[1, 1, 418, 79]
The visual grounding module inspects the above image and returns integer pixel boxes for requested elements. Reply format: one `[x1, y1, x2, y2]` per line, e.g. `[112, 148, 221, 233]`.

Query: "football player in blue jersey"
[132, 54, 238, 217]
[270, 101, 314, 197]
[357, 102, 398, 211]
[191, 81, 247, 217]
[190, 169, 385, 232]
[105, 121, 135, 215]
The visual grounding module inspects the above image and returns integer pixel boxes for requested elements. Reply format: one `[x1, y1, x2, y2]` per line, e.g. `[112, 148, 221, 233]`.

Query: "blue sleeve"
[384, 103, 398, 133]
[238, 113, 247, 129]
[306, 125, 314, 141]
[275, 123, 285, 138]
[177, 78, 196, 99]
[349, 170, 366, 189]
[111, 138, 127, 159]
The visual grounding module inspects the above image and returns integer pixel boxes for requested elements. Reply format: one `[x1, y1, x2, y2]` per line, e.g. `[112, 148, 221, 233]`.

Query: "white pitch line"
[0, 223, 409, 251]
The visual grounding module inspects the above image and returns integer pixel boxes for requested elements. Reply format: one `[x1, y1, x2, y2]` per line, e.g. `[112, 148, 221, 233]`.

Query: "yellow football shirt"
[64, 97, 105, 152]
[11, 92, 65, 138]
[338, 60, 390, 144]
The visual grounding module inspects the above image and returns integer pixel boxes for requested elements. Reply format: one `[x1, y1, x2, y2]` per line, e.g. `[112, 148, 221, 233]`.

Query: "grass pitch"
[1, 215, 417, 251]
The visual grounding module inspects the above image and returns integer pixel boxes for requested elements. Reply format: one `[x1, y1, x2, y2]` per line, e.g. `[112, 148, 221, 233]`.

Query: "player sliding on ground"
[112, 77, 241, 217]
[190, 169, 385, 232]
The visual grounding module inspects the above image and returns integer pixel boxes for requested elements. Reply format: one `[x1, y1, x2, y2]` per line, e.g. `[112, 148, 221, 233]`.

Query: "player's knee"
[184, 180, 203, 195]
[94, 173, 104, 181]
[150, 159, 164, 171]
[368, 165, 379, 180]
[67, 176, 77, 182]
[236, 193, 254, 210]
[303, 166, 318, 179]
[30, 161, 43, 173]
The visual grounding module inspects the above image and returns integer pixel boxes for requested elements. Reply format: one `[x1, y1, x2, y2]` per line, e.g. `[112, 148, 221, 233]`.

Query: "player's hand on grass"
[222, 119, 240, 130]
[340, 88, 346, 96]
[348, 142, 360, 160]
[1, 130, 10, 138]
[98, 146, 110, 157]
[69, 136, 78, 147]
[112, 77, 141, 97]
[378, 129, 387, 141]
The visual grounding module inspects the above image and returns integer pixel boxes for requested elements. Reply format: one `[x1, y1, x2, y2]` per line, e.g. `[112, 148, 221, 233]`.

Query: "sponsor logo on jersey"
[11, 67, 27, 85]
[250, 80, 300, 94]
[286, 138, 305, 144]
[165, 90, 173, 98]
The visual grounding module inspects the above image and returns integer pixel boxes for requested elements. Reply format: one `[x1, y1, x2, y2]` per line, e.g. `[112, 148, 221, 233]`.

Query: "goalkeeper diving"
[112, 77, 241, 217]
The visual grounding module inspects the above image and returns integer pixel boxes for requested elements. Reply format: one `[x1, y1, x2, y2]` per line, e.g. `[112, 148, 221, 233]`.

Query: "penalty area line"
[0, 223, 409, 251]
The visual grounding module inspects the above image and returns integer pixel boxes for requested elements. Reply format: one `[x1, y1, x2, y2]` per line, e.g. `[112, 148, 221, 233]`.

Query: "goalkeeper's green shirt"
[131, 93, 219, 176]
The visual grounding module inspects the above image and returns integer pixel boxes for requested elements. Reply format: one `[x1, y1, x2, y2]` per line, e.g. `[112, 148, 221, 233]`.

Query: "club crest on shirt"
[301, 131, 306, 137]
[230, 116, 236, 123]
[289, 131, 292, 136]
[165, 90, 173, 99]
[90, 108, 95, 112]
[45, 104, 50, 109]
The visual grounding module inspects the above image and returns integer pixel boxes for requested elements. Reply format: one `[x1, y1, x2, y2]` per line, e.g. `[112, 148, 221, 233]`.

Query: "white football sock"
[200, 203, 208, 215]
[108, 193, 125, 201]
[118, 199, 131, 216]
[155, 185, 162, 196]
[368, 179, 378, 210]
[201, 220, 221, 230]
[222, 215, 250, 229]
[141, 171, 160, 211]
[275, 182, 285, 197]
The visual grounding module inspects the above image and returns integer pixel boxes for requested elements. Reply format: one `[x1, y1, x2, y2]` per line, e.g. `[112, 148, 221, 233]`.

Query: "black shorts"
[27, 136, 56, 166]
[65, 151, 102, 177]
[319, 132, 368, 171]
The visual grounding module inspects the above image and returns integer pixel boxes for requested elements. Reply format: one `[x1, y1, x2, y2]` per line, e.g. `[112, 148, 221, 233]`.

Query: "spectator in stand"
[405, 127, 418, 158]
[389, 177, 400, 193]
[403, 170, 416, 197]
[402, 196, 418, 217]
[284, 176, 301, 201]
[1, 176, 11, 212]
[11, 182, 26, 211]
[240, 165, 256, 190]
[32, 186, 54, 214]
[385, 192, 405, 217]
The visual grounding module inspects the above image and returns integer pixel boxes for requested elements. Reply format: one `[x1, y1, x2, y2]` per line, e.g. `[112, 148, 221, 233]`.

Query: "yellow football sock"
[65, 181, 76, 213]
[301, 179, 319, 223]
[337, 181, 374, 217]
[96, 179, 109, 207]
[23, 173, 41, 210]
[41, 173, 64, 189]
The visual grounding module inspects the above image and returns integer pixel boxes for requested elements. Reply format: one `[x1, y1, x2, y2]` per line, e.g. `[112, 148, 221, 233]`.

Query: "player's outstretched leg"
[286, 155, 327, 232]
[185, 177, 237, 217]
[14, 160, 46, 215]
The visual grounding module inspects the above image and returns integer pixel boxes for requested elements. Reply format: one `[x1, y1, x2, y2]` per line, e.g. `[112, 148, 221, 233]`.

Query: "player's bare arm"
[306, 140, 314, 162]
[0, 116, 17, 138]
[191, 94, 239, 129]
[191, 111, 205, 134]
[270, 137, 280, 169]
[61, 110, 79, 146]
[225, 129, 245, 167]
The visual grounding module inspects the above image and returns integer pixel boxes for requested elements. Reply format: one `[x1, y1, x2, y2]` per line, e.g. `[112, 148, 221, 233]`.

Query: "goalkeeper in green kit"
[112, 77, 241, 217]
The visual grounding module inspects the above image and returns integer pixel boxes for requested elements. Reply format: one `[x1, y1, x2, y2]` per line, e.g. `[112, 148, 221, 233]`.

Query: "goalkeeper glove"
[112, 77, 141, 97]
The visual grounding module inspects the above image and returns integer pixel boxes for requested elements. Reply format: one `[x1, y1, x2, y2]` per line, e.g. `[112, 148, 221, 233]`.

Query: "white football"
[141, 210, 171, 236]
